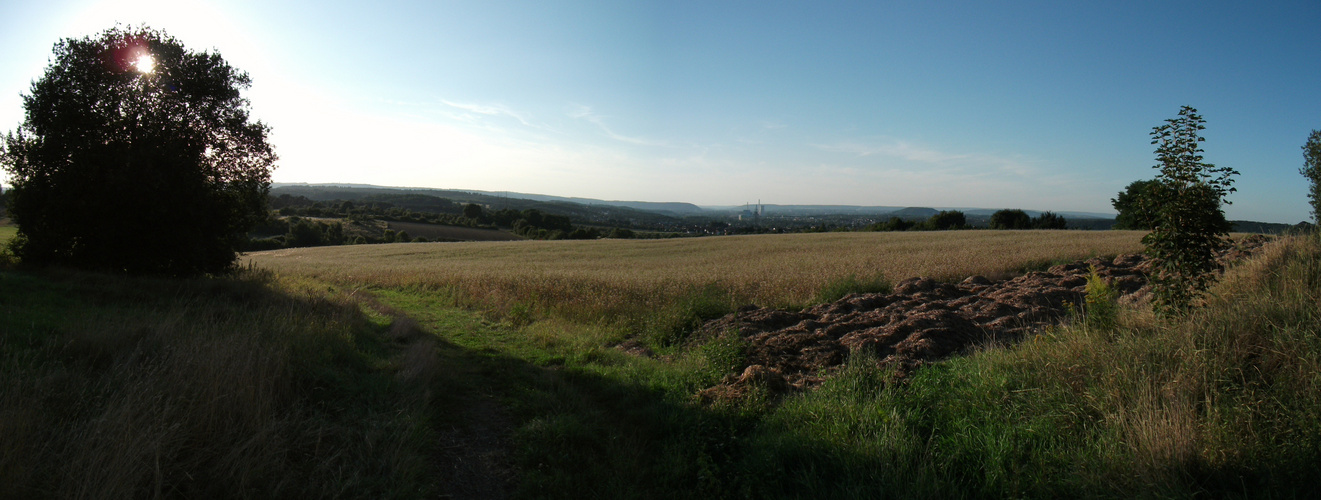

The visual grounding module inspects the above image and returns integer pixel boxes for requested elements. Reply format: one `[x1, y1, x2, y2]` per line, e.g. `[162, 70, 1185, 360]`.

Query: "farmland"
[246, 230, 1146, 321]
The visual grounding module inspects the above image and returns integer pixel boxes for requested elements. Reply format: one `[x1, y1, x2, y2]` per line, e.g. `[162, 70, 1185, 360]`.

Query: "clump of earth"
[692, 235, 1272, 402]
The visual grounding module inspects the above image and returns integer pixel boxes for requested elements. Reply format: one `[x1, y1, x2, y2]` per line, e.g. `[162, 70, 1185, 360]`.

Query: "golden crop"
[246, 230, 1145, 320]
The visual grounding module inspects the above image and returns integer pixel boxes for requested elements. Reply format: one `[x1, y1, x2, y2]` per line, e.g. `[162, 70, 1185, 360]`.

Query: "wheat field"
[246, 230, 1145, 317]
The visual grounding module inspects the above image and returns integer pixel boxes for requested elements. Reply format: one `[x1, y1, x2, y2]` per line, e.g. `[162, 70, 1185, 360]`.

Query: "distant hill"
[887, 207, 940, 219]
[269, 184, 691, 231]
[269, 183, 1296, 234]
[703, 204, 908, 216]
[465, 190, 704, 215]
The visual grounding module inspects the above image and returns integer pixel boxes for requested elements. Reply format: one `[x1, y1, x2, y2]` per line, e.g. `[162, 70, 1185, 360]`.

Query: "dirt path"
[353, 293, 518, 499]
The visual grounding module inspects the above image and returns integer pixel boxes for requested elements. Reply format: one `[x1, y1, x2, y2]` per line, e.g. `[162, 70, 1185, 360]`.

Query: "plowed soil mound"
[695, 235, 1271, 401]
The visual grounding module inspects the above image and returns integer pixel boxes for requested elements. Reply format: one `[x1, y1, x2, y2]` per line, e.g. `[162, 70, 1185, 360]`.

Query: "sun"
[132, 53, 155, 74]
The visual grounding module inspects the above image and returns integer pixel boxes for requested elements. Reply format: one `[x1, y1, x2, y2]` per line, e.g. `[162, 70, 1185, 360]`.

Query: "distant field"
[247, 230, 1145, 316]
[384, 220, 523, 242]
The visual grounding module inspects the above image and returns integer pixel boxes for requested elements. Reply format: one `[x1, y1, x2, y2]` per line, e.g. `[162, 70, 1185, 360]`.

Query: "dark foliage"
[0, 26, 274, 275]
[1302, 129, 1321, 224]
[990, 209, 1031, 229]
[1111, 179, 1162, 230]
[867, 216, 917, 232]
[1031, 211, 1068, 230]
[463, 203, 483, 220]
[1141, 106, 1237, 313]
[927, 210, 967, 230]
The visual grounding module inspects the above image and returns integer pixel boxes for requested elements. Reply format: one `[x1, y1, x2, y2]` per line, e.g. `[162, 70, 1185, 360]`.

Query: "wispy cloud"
[567, 104, 667, 147]
[440, 99, 535, 127]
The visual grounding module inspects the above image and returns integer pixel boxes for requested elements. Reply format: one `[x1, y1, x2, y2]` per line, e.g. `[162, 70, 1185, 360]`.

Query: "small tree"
[1302, 129, 1321, 224]
[990, 209, 1031, 229]
[463, 203, 483, 220]
[1142, 106, 1237, 314]
[1111, 179, 1162, 230]
[927, 210, 966, 230]
[1032, 211, 1068, 229]
[1, 26, 275, 275]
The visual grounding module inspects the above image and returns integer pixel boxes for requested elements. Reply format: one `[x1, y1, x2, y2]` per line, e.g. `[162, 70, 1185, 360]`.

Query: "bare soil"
[695, 235, 1272, 401]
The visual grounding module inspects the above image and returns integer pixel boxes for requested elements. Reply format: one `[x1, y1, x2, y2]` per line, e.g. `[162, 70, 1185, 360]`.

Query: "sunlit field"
[0, 225, 16, 246]
[246, 230, 1145, 319]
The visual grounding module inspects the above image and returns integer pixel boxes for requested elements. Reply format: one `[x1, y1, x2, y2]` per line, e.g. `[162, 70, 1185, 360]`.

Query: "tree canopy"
[927, 210, 966, 230]
[1111, 180, 1162, 230]
[0, 26, 275, 275]
[990, 209, 1031, 229]
[1302, 130, 1321, 224]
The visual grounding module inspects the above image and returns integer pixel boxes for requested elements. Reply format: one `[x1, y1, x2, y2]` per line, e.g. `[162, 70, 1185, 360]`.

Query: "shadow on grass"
[0, 267, 867, 499]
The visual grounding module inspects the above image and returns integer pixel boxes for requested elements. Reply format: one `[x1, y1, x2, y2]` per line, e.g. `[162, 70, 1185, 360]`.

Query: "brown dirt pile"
[696, 235, 1272, 401]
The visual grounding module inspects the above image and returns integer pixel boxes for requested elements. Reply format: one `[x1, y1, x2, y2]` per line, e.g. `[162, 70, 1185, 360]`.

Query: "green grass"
[0, 225, 16, 246]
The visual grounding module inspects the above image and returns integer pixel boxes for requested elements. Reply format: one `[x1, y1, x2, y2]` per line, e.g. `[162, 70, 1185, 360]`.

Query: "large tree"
[1141, 106, 1237, 313]
[1, 26, 275, 275]
[990, 209, 1031, 229]
[1110, 179, 1162, 230]
[1303, 129, 1321, 224]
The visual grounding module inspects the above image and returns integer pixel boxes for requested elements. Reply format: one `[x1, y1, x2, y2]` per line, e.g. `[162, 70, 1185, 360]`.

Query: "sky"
[1, 0, 1318, 223]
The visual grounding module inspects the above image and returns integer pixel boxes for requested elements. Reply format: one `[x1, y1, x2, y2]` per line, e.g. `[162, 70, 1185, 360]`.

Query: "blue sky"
[2, 0, 1318, 222]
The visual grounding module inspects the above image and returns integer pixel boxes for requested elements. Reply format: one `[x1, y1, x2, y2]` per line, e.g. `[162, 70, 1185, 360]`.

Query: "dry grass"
[245, 230, 1145, 320]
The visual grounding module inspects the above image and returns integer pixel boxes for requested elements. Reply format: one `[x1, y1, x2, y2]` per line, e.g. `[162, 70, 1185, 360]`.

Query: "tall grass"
[0, 269, 458, 498]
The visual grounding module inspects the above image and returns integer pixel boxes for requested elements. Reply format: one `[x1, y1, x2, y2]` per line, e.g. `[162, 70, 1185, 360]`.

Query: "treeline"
[866, 209, 1068, 232]
[249, 195, 649, 250]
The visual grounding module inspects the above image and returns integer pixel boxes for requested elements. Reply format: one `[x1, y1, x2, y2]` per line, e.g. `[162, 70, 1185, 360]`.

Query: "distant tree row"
[866, 210, 967, 231]
[989, 209, 1068, 230]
